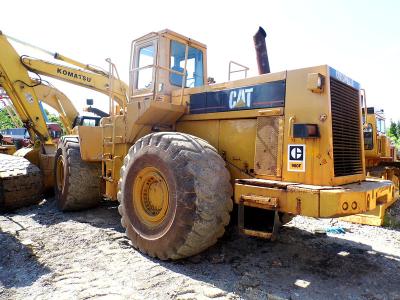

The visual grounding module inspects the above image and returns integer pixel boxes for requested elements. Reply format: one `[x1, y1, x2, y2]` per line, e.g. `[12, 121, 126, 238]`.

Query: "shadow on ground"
[19, 197, 124, 233]
[0, 231, 51, 289]
[151, 225, 400, 299]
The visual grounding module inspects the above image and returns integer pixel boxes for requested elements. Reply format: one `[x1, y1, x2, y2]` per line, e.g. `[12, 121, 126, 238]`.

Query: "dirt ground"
[1, 198, 400, 300]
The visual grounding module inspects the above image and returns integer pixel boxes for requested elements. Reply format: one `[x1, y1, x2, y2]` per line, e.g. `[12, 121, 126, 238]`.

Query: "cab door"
[130, 35, 158, 98]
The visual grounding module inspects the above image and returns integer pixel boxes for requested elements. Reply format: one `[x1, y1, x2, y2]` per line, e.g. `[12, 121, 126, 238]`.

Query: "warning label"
[288, 144, 305, 172]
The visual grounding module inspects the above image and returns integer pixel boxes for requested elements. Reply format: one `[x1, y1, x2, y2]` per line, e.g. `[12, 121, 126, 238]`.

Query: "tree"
[0, 109, 17, 129]
[44, 109, 66, 134]
[387, 121, 400, 148]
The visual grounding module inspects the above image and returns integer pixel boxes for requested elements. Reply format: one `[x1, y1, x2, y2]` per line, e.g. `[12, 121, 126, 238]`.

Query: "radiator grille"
[330, 78, 363, 177]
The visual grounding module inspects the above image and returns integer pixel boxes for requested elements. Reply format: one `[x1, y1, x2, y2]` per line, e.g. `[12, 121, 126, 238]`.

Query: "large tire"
[118, 132, 233, 260]
[54, 139, 101, 211]
[0, 154, 43, 212]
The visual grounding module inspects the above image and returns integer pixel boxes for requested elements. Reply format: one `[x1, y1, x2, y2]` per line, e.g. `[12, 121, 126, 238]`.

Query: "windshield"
[363, 123, 373, 150]
[170, 40, 204, 88]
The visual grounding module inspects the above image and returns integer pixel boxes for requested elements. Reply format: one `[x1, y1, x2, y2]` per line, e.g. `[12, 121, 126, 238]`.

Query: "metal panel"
[254, 116, 283, 176]
[189, 80, 286, 114]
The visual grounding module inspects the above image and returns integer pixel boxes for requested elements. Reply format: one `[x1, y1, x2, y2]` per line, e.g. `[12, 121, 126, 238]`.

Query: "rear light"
[293, 124, 319, 138]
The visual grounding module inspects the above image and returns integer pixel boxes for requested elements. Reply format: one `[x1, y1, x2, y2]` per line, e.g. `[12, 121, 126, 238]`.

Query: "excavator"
[0, 32, 126, 209]
[0, 80, 106, 195]
[0, 81, 79, 152]
[0, 28, 395, 260]
[1, 81, 104, 149]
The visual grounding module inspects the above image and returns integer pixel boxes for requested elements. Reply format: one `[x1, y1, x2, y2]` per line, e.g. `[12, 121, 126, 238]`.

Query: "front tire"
[54, 138, 101, 211]
[118, 132, 233, 260]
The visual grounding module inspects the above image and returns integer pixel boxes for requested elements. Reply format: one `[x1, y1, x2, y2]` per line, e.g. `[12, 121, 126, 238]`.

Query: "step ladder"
[101, 117, 124, 183]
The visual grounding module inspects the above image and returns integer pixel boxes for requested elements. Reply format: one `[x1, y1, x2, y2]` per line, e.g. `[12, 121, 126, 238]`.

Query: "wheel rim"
[56, 155, 64, 192]
[133, 167, 169, 226]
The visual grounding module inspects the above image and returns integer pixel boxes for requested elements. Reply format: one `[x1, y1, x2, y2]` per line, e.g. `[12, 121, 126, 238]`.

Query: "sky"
[1, 0, 400, 122]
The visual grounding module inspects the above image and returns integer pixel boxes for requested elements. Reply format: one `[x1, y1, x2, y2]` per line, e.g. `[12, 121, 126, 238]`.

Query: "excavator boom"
[0, 33, 51, 143]
[22, 56, 128, 108]
[0, 31, 129, 145]
[33, 82, 78, 132]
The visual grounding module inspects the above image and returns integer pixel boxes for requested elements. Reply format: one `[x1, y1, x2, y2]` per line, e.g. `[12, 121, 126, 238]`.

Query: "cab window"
[364, 123, 373, 150]
[170, 40, 203, 88]
[377, 118, 385, 133]
[137, 44, 154, 90]
[82, 118, 97, 127]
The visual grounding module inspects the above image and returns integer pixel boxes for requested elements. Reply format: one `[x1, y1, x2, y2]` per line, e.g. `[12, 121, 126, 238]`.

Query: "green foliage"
[0, 109, 17, 129]
[387, 120, 400, 148]
[44, 109, 66, 134]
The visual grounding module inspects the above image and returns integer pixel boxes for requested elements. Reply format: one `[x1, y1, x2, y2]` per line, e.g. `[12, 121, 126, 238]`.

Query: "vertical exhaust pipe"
[253, 26, 270, 74]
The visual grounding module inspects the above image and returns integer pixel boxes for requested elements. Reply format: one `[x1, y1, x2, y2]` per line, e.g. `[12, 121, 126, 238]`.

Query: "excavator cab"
[130, 29, 207, 100]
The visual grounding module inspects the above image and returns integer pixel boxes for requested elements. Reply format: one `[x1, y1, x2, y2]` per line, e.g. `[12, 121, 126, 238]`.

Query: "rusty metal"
[242, 229, 273, 239]
[253, 26, 270, 74]
[236, 178, 296, 189]
[238, 197, 281, 240]
[255, 116, 282, 176]
[241, 194, 279, 209]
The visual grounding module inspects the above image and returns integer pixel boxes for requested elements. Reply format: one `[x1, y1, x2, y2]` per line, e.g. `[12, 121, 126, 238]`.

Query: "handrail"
[228, 61, 249, 81]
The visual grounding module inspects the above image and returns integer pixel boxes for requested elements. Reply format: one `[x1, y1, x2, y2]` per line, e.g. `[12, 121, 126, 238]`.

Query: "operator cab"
[130, 29, 207, 100]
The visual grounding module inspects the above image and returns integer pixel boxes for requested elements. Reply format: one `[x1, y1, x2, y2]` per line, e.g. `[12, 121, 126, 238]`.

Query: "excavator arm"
[0, 31, 128, 145]
[33, 82, 78, 133]
[0, 33, 51, 143]
[21, 56, 128, 108]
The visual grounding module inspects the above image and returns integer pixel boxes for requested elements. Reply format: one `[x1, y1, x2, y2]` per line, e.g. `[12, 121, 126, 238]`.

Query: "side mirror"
[86, 98, 93, 106]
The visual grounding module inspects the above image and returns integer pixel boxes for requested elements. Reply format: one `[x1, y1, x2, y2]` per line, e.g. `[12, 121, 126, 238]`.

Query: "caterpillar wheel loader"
[0, 28, 395, 260]
[343, 103, 399, 225]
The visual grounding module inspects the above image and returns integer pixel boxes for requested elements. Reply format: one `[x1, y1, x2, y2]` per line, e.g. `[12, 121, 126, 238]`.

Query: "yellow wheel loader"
[342, 103, 399, 225]
[0, 28, 395, 260]
[363, 106, 399, 186]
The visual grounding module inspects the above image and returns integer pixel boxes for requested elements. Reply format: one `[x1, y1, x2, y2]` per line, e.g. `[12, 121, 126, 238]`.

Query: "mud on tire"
[118, 132, 233, 260]
[0, 154, 43, 212]
[54, 138, 101, 211]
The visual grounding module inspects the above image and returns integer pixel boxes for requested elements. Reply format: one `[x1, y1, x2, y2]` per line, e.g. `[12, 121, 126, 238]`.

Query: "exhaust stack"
[253, 27, 270, 74]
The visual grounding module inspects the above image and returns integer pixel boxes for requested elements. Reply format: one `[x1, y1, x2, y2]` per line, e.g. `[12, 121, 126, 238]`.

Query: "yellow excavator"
[0, 31, 127, 210]
[0, 28, 395, 260]
[0, 80, 106, 191]
[0, 81, 79, 141]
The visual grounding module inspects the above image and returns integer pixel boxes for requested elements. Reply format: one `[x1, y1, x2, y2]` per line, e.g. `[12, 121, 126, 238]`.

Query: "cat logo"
[229, 88, 253, 109]
[288, 144, 305, 172]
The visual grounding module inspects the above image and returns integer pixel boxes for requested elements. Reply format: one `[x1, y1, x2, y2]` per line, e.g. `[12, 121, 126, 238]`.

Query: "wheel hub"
[133, 167, 169, 225]
[56, 155, 64, 192]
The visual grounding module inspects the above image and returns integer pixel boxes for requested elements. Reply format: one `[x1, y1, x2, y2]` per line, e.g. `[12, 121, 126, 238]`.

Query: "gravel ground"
[1, 198, 400, 300]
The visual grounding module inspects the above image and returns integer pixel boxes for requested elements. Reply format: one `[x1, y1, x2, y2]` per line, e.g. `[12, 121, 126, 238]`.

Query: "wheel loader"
[0, 28, 395, 260]
[342, 103, 399, 225]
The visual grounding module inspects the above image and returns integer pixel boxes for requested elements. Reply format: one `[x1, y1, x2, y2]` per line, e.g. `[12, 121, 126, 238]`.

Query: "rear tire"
[0, 154, 43, 212]
[118, 132, 233, 260]
[54, 139, 101, 211]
